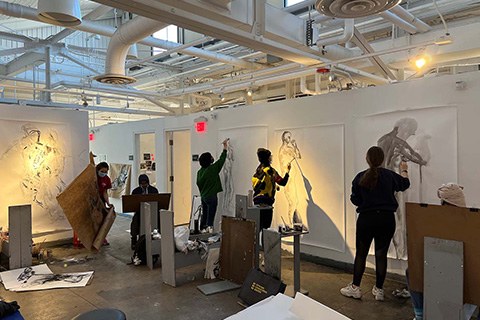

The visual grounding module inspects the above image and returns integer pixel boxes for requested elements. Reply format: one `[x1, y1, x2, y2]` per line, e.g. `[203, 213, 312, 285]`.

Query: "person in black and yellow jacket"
[252, 148, 290, 230]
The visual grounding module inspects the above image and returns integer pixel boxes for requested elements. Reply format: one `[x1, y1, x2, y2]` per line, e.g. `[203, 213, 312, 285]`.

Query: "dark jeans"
[130, 212, 140, 245]
[353, 210, 396, 289]
[201, 195, 218, 229]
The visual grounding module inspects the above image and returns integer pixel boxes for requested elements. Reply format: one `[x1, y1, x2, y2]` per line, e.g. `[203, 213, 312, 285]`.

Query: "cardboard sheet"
[56, 164, 113, 251]
[220, 217, 255, 284]
[0, 264, 93, 292]
[406, 203, 480, 305]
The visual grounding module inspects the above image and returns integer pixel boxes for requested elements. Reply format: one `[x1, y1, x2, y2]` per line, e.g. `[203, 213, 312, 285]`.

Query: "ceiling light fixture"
[247, 89, 253, 97]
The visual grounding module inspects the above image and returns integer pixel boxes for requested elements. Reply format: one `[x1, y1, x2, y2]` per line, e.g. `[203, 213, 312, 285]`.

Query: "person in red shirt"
[96, 162, 114, 209]
[96, 162, 114, 245]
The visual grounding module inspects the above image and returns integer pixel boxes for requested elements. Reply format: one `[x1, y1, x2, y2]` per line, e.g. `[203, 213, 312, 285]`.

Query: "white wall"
[90, 70, 480, 274]
[0, 104, 89, 241]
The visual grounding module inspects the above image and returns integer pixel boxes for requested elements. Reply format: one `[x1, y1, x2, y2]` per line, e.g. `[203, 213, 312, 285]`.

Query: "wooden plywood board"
[56, 164, 111, 251]
[220, 217, 255, 285]
[406, 203, 480, 305]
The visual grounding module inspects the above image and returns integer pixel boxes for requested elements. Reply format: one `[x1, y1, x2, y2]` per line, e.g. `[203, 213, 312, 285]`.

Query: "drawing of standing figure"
[278, 131, 302, 224]
[222, 139, 235, 215]
[377, 118, 427, 259]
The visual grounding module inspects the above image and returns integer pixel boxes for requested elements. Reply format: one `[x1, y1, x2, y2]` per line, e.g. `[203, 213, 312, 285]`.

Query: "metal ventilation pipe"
[390, 6, 431, 32]
[378, 11, 418, 34]
[94, 17, 169, 84]
[316, 19, 354, 47]
[37, 0, 82, 26]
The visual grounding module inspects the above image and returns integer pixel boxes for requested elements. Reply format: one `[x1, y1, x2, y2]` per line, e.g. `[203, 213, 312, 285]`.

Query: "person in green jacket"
[197, 139, 228, 233]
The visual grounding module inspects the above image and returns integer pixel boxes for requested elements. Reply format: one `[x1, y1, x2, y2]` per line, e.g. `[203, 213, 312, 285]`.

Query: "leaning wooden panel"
[220, 216, 255, 285]
[56, 164, 110, 251]
[406, 203, 480, 305]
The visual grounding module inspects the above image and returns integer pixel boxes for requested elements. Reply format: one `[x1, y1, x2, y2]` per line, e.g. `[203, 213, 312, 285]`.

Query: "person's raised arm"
[276, 162, 291, 186]
[212, 139, 228, 173]
[394, 161, 411, 192]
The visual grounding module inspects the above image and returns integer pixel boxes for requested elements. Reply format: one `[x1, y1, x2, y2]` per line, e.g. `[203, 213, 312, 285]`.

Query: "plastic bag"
[174, 226, 190, 253]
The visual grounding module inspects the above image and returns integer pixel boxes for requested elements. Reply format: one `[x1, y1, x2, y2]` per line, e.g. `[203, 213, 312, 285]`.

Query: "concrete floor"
[0, 216, 423, 320]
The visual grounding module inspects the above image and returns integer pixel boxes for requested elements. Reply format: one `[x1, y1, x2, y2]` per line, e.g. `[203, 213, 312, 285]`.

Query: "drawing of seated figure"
[377, 118, 428, 259]
[112, 165, 129, 190]
[222, 140, 235, 214]
[278, 131, 302, 225]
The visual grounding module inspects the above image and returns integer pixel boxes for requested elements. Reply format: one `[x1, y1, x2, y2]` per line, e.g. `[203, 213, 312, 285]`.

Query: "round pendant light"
[316, 0, 402, 18]
[37, 0, 82, 26]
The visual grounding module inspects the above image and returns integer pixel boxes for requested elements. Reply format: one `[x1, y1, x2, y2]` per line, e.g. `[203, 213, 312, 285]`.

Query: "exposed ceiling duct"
[317, 19, 354, 47]
[37, 0, 82, 26]
[95, 16, 169, 84]
[315, 0, 401, 18]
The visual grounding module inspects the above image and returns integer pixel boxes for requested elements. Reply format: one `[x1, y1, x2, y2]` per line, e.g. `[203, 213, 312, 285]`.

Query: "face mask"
[98, 172, 107, 178]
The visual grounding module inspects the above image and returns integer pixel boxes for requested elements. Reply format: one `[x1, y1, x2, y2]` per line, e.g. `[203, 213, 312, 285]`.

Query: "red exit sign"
[195, 121, 206, 133]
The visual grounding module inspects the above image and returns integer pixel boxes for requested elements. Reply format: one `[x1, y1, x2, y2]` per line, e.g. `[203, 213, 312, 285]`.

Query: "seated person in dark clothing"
[130, 174, 159, 248]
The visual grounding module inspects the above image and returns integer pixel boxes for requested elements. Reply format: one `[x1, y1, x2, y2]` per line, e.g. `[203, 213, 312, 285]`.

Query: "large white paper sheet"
[0, 264, 93, 292]
[353, 106, 457, 259]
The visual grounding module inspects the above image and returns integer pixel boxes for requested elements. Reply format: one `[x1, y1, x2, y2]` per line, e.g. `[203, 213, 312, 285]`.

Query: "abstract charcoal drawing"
[278, 131, 302, 225]
[222, 140, 235, 215]
[377, 118, 430, 259]
[109, 164, 132, 199]
[1, 124, 68, 221]
[15, 267, 90, 288]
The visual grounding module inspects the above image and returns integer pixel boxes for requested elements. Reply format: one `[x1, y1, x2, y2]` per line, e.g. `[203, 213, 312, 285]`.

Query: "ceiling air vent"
[316, 0, 402, 18]
[94, 74, 136, 85]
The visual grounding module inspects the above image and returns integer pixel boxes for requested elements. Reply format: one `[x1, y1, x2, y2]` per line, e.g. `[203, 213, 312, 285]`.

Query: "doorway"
[166, 130, 192, 225]
[134, 132, 157, 190]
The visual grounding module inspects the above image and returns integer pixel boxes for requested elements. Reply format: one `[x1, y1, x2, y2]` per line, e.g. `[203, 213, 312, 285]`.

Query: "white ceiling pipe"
[283, 0, 316, 13]
[0, 1, 261, 70]
[317, 19, 354, 47]
[95, 16, 169, 84]
[378, 11, 419, 34]
[300, 75, 323, 95]
[390, 6, 431, 33]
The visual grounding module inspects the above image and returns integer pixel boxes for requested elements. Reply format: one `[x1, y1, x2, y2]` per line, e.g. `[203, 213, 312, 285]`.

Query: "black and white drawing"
[278, 131, 302, 225]
[222, 140, 235, 215]
[354, 107, 457, 260]
[273, 125, 346, 253]
[0, 121, 74, 233]
[1, 264, 93, 292]
[109, 163, 132, 199]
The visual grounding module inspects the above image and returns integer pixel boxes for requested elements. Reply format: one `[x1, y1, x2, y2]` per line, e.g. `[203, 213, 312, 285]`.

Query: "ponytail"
[359, 146, 385, 190]
[359, 167, 379, 190]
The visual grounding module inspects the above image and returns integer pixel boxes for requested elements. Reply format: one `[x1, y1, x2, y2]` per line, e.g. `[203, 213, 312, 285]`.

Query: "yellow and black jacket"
[252, 165, 289, 206]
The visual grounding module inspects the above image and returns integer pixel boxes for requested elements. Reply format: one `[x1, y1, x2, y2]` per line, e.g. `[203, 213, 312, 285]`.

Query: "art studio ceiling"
[0, 0, 479, 126]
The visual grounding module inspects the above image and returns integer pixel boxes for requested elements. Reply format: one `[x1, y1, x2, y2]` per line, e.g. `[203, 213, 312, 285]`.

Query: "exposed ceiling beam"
[351, 27, 397, 80]
[0, 98, 167, 116]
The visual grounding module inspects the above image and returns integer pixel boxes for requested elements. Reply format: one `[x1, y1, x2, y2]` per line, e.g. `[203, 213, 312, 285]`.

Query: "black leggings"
[353, 211, 396, 289]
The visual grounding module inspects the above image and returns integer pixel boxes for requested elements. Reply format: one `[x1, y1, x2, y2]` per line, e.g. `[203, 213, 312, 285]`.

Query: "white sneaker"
[340, 283, 362, 299]
[201, 228, 208, 234]
[372, 286, 384, 301]
[207, 226, 214, 234]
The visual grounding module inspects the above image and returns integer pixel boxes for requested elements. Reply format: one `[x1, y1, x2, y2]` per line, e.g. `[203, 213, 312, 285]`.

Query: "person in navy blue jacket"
[341, 146, 410, 301]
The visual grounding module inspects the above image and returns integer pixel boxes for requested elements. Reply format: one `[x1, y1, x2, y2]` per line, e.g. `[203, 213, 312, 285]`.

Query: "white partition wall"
[0, 104, 88, 242]
[90, 71, 480, 274]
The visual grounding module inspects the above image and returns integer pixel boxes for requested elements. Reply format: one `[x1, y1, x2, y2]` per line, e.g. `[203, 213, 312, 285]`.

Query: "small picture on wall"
[143, 153, 151, 161]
